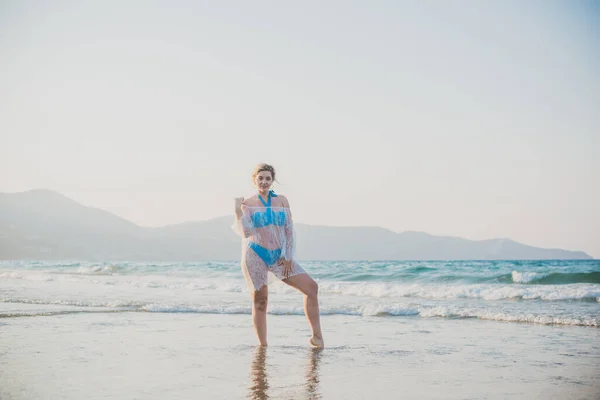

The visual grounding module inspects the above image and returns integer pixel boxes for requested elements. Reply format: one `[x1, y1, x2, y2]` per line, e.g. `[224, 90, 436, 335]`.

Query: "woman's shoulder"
[274, 194, 290, 207]
[244, 194, 286, 207]
[241, 194, 258, 207]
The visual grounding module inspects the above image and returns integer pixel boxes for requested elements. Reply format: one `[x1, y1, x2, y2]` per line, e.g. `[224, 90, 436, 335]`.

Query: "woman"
[233, 163, 324, 348]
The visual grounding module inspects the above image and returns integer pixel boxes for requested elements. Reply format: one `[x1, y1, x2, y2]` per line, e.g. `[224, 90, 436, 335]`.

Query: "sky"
[1, 1, 598, 257]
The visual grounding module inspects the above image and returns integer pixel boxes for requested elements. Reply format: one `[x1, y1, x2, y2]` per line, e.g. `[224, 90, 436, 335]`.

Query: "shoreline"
[1, 311, 598, 399]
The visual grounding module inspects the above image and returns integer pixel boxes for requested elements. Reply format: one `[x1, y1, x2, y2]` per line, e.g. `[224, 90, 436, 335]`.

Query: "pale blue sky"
[1, 1, 598, 256]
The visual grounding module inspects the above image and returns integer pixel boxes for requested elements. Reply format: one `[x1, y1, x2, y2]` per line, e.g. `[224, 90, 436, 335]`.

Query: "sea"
[1, 259, 599, 399]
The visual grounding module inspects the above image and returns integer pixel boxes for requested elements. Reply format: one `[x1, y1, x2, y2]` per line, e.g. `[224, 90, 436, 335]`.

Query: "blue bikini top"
[251, 190, 287, 228]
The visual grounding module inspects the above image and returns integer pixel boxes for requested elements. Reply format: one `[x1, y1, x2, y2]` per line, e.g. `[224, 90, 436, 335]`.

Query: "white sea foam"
[2, 268, 599, 302]
[358, 304, 420, 317]
[0, 269, 246, 293]
[318, 282, 600, 302]
[0, 271, 53, 281]
[418, 306, 598, 327]
[141, 303, 250, 314]
[2, 298, 596, 327]
[511, 270, 550, 284]
[0, 297, 142, 308]
[76, 265, 123, 275]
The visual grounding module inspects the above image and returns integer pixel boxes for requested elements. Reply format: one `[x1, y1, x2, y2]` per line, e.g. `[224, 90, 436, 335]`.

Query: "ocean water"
[1, 259, 599, 326]
[2, 260, 600, 399]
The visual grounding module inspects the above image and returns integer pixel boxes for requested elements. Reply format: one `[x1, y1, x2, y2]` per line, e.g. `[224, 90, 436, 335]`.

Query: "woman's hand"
[234, 197, 244, 217]
[277, 258, 293, 279]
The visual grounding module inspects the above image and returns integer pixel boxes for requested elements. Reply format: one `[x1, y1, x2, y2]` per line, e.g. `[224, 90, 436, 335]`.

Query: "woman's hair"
[252, 163, 276, 181]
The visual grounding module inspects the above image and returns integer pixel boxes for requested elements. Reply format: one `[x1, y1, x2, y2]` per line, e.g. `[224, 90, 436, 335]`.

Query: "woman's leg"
[251, 285, 269, 346]
[244, 247, 270, 346]
[284, 272, 324, 347]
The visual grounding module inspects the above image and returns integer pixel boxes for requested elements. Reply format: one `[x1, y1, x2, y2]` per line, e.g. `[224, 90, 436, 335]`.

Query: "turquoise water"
[1, 260, 599, 326]
[2, 260, 600, 398]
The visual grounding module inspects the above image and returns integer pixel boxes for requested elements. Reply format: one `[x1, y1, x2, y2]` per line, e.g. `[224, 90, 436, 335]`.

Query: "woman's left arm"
[277, 195, 295, 278]
[281, 195, 295, 262]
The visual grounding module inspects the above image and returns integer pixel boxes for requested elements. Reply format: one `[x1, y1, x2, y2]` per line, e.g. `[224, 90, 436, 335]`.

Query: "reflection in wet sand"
[248, 346, 323, 399]
[248, 346, 269, 399]
[304, 348, 323, 399]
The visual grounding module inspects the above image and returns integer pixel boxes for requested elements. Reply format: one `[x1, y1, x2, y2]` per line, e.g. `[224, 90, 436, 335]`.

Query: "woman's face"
[254, 171, 273, 191]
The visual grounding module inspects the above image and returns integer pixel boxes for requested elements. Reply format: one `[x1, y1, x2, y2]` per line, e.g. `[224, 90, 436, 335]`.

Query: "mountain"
[0, 190, 592, 261]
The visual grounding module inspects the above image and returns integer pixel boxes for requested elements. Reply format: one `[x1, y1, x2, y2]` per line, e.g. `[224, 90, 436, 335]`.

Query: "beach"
[1, 260, 599, 399]
[1, 307, 599, 399]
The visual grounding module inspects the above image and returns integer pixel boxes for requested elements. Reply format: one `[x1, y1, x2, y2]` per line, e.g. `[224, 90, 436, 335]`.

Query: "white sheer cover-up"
[233, 202, 306, 291]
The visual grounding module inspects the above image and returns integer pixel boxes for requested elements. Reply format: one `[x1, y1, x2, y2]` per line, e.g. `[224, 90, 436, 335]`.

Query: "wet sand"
[1, 309, 599, 399]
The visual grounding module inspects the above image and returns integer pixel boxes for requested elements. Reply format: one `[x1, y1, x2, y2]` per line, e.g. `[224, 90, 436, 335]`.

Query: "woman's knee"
[253, 298, 268, 312]
[253, 293, 268, 312]
[306, 279, 319, 298]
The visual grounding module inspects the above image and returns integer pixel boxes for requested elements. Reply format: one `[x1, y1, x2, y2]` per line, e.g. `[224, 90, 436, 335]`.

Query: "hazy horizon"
[0, 187, 595, 260]
[1, 1, 598, 257]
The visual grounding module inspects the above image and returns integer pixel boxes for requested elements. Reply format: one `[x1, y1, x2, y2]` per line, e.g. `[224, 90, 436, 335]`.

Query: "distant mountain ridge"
[0, 189, 592, 261]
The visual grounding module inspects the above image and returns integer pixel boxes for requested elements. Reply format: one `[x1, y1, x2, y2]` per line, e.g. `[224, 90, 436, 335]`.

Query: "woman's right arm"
[233, 198, 252, 238]
[234, 197, 245, 219]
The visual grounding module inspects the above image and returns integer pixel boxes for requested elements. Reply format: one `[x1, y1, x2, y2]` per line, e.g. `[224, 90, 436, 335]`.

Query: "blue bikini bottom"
[249, 242, 282, 266]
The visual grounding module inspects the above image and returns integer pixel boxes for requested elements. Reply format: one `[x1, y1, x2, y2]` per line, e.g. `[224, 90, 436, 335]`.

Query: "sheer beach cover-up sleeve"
[281, 207, 295, 261]
[232, 206, 253, 238]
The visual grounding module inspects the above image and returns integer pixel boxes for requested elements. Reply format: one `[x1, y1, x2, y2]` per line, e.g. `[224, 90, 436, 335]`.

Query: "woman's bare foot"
[309, 336, 324, 348]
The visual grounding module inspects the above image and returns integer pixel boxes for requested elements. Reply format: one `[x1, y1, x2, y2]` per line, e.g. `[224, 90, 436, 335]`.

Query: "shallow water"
[1, 312, 598, 399]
